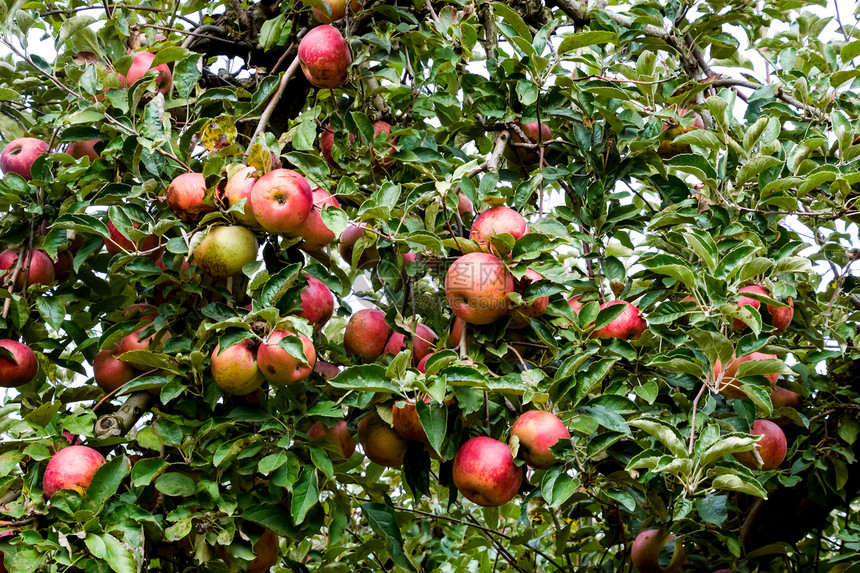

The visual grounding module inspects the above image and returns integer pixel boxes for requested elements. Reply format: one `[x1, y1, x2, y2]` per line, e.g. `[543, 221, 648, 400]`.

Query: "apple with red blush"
[299, 274, 334, 329]
[509, 410, 570, 469]
[344, 309, 390, 362]
[591, 300, 647, 340]
[0, 137, 49, 180]
[256, 330, 316, 385]
[298, 25, 352, 89]
[166, 172, 215, 223]
[357, 411, 407, 467]
[120, 52, 172, 94]
[631, 529, 685, 573]
[42, 445, 106, 498]
[384, 323, 437, 364]
[445, 252, 513, 325]
[0, 339, 38, 388]
[0, 248, 55, 288]
[470, 206, 528, 255]
[307, 420, 355, 460]
[453, 436, 522, 507]
[251, 169, 314, 234]
[298, 189, 341, 250]
[734, 419, 787, 471]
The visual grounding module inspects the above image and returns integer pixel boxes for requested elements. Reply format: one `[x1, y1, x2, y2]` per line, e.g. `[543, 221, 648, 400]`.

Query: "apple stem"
[688, 383, 708, 454]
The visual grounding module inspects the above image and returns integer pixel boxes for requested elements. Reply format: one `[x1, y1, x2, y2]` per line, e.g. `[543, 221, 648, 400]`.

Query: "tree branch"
[93, 391, 154, 439]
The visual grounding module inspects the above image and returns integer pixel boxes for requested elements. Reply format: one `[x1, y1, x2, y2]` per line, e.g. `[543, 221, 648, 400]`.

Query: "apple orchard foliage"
[0, 0, 860, 571]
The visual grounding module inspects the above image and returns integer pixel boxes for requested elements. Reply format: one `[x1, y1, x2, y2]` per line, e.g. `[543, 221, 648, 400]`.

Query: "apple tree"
[0, 0, 859, 571]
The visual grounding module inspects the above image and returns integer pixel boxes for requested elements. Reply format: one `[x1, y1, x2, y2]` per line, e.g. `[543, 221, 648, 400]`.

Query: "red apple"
[52, 250, 74, 281]
[713, 352, 778, 399]
[392, 396, 431, 444]
[223, 166, 261, 229]
[567, 296, 583, 314]
[297, 189, 341, 250]
[313, 360, 341, 379]
[771, 385, 801, 410]
[458, 192, 474, 217]
[104, 220, 159, 257]
[124, 303, 158, 321]
[357, 411, 408, 467]
[371, 121, 397, 171]
[248, 528, 279, 573]
[450, 317, 466, 348]
[734, 284, 768, 330]
[193, 225, 258, 278]
[445, 252, 514, 325]
[509, 269, 549, 328]
[256, 329, 316, 385]
[343, 309, 390, 362]
[383, 323, 437, 364]
[0, 339, 38, 387]
[251, 168, 314, 234]
[120, 52, 172, 94]
[300, 274, 334, 329]
[509, 410, 570, 469]
[312, 0, 362, 22]
[0, 248, 55, 288]
[297, 25, 352, 89]
[470, 206, 529, 255]
[734, 419, 787, 471]
[67, 139, 99, 161]
[211, 340, 265, 396]
[42, 445, 106, 498]
[631, 529, 685, 573]
[165, 172, 215, 223]
[0, 137, 48, 180]
[512, 121, 551, 163]
[320, 124, 355, 169]
[93, 347, 136, 393]
[416, 353, 432, 374]
[307, 420, 355, 460]
[767, 297, 794, 332]
[338, 223, 380, 268]
[591, 300, 647, 340]
[118, 325, 170, 369]
[453, 436, 523, 507]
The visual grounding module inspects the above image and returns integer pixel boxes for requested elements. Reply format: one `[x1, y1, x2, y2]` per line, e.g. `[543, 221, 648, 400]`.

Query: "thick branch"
[94, 391, 154, 439]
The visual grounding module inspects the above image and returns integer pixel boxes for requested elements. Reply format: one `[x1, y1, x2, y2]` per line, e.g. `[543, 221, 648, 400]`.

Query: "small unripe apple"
[223, 166, 261, 229]
[297, 189, 341, 250]
[734, 419, 787, 471]
[165, 172, 215, 223]
[120, 52, 172, 94]
[509, 410, 570, 469]
[384, 323, 437, 364]
[298, 25, 352, 89]
[211, 340, 265, 396]
[344, 309, 390, 362]
[357, 411, 408, 467]
[470, 206, 529, 255]
[251, 169, 314, 234]
[713, 352, 778, 399]
[256, 329, 316, 385]
[67, 139, 100, 161]
[445, 252, 513, 325]
[42, 445, 106, 498]
[631, 529, 685, 573]
[338, 223, 380, 268]
[0, 137, 49, 180]
[734, 284, 768, 330]
[592, 300, 647, 340]
[93, 347, 136, 393]
[0, 339, 38, 387]
[193, 225, 258, 278]
[307, 420, 355, 460]
[0, 248, 55, 288]
[453, 436, 523, 507]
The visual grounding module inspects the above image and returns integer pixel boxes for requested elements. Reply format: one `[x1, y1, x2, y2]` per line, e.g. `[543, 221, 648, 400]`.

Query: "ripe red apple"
[118, 325, 170, 364]
[767, 297, 794, 332]
[344, 309, 390, 362]
[124, 303, 158, 321]
[511, 121, 551, 163]
[248, 528, 279, 573]
[223, 166, 261, 229]
[165, 172, 215, 223]
[734, 419, 787, 471]
[320, 124, 355, 169]
[510, 269, 549, 328]
[416, 353, 432, 374]
[591, 300, 647, 340]
[509, 410, 570, 469]
[453, 436, 523, 507]
[0, 137, 48, 180]
[42, 445, 106, 498]
[470, 206, 529, 255]
[338, 223, 380, 268]
[713, 352, 778, 399]
[67, 139, 99, 161]
[384, 323, 437, 364]
[250, 169, 313, 234]
[104, 220, 159, 257]
[313, 360, 341, 379]
[52, 250, 74, 281]
[771, 385, 801, 410]
[120, 52, 172, 94]
[193, 225, 258, 278]
[357, 411, 408, 467]
[211, 340, 264, 396]
[307, 420, 356, 460]
[297, 189, 341, 250]
[371, 121, 397, 171]
[631, 529, 685, 573]
[300, 274, 334, 329]
[297, 25, 352, 89]
[93, 347, 136, 393]
[392, 396, 431, 444]
[312, 0, 362, 22]
[445, 252, 514, 325]
[458, 192, 474, 217]
[567, 296, 583, 314]
[734, 284, 768, 330]
[0, 339, 38, 387]
[0, 248, 55, 288]
[256, 329, 316, 385]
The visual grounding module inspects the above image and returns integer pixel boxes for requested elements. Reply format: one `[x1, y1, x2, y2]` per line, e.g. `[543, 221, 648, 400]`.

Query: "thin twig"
[688, 383, 708, 454]
[246, 55, 301, 154]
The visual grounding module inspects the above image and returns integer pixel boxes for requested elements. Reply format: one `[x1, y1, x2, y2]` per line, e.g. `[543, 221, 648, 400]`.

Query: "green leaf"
[709, 468, 767, 498]
[155, 472, 196, 496]
[130, 458, 168, 487]
[629, 418, 688, 458]
[56, 16, 96, 50]
[558, 31, 619, 53]
[698, 434, 758, 468]
[291, 467, 318, 525]
[415, 400, 447, 457]
[85, 455, 130, 513]
[361, 503, 415, 572]
[329, 365, 400, 393]
[696, 494, 728, 526]
[84, 533, 136, 573]
[285, 152, 330, 189]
